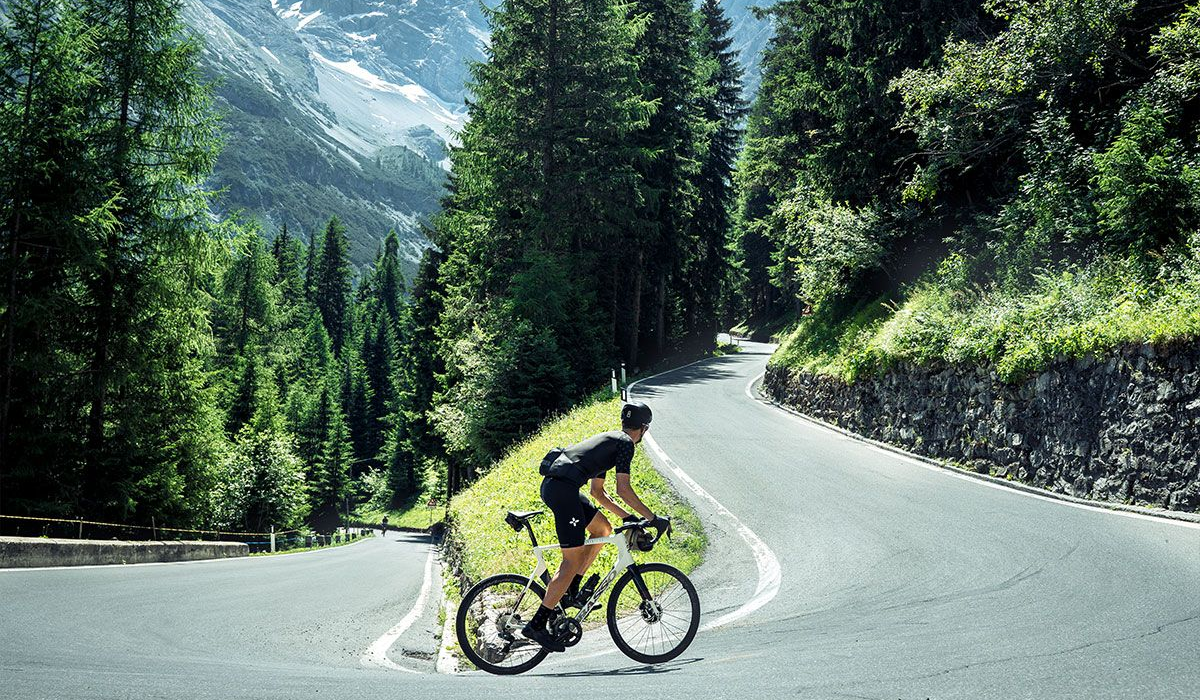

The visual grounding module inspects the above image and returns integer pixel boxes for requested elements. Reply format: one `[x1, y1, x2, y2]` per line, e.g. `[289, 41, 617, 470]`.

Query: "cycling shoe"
[521, 623, 565, 653]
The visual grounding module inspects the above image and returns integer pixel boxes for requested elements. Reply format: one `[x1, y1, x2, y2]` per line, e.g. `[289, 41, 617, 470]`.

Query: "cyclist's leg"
[544, 545, 587, 608]
[574, 508, 611, 579]
[538, 478, 591, 608]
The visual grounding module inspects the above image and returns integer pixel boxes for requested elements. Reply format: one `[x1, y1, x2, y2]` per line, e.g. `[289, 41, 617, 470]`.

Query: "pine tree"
[0, 0, 103, 514]
[304, 228, 319, 302]
[429, 0, 651, 475]
[355, 310, 396, 471]
[626, 0, 705, 363]
[216, 231, 277, 358]
[225, 352, 280, 436]
[679, 0, 746, 348]
[2, 0, 224, 522]
[312, 215, 352, 353]
[296, 376, 352, 528]
[373, 230, 405, 327]
[388, 247, 445, 500]
[271, 222, 306, 321]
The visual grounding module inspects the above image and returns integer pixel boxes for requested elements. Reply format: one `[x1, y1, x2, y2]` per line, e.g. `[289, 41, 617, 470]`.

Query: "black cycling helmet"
[621, 401, 652, 429]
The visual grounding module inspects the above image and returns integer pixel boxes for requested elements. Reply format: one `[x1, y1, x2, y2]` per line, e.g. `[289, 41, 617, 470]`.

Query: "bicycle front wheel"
[606, 563, 700, 664]
[455, 573, 550, 675]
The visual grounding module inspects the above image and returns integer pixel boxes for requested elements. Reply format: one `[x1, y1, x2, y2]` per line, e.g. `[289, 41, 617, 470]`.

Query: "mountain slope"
[186, 0, 487, 268]
[723, 0, 771, 96]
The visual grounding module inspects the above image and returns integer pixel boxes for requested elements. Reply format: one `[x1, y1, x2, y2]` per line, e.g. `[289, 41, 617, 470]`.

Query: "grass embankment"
[355, 494, 443, 531]
[773, 247, 1200, 383]
[447, 396, 706, 600]
[248, 531, 371, 557]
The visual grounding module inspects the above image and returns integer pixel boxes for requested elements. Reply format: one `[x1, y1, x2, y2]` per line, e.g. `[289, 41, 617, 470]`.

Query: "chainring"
[551, 616, 583, 647]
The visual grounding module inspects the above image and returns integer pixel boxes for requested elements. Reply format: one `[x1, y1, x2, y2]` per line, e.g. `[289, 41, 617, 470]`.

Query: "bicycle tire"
[455, 573, 551, 675]
[606, 563, 700, 664]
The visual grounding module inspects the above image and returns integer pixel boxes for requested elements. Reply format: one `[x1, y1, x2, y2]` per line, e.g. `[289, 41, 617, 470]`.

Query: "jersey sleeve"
[613, 436, 634, 475]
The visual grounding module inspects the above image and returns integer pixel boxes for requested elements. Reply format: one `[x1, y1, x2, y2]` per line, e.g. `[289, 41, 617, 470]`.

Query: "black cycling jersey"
[539, 430, 635, 547]
[548, 430, 635, 487]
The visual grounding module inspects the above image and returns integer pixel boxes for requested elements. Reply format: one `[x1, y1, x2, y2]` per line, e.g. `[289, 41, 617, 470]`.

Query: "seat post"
[526, 522, 539, 548]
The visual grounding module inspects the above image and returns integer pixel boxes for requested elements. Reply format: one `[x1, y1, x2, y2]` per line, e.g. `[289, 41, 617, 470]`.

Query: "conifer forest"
[5, 0, 1200, 533]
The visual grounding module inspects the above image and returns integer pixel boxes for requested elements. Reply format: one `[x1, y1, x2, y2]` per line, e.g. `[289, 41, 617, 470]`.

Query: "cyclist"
[522, 400, 669, 652]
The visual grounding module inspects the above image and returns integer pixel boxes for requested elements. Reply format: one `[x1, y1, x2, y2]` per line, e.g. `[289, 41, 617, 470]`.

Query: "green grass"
[248, 531, 371, 556]
[772, 244, 1200, 383]
[355, 493, 443, 531]
[446, 396, 706, 600]
[731, 312, 802, 343]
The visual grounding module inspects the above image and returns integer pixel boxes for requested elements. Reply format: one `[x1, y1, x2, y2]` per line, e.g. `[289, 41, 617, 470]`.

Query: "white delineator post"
[270, 526, 276, 553]
[611, 368, 618, 396]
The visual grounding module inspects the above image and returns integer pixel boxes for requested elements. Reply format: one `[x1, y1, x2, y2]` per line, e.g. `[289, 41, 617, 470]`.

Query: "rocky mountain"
[185, 0, 489, 269]
[0, 0, 768, 269]
[724, 0, 772, 96]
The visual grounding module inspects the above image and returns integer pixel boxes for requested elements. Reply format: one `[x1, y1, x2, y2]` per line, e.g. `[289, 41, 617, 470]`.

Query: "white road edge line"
[360, 545, 435, 673]
[746, 371, 1200, 532]
[642, 434, 783, 631]
[628, 358, 783, 631]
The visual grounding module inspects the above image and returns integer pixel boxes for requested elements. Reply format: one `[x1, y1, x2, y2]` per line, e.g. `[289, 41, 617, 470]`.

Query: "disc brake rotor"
[639, 599, 664, 624]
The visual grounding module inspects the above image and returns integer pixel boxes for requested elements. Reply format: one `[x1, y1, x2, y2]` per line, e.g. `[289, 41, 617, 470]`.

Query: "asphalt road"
[3, 341, 1198, 699]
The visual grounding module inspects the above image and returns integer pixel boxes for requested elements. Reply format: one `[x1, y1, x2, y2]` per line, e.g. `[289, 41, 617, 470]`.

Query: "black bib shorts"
[540, 477, 600, 548]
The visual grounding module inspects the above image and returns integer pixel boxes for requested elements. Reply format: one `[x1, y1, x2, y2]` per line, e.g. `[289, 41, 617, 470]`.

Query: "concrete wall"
[764, 342, 1200, 511]
[0, 537, 248, 568]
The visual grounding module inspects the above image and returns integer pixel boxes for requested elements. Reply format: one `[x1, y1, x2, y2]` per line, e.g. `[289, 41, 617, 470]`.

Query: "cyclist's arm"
[589, 477, 631, 519]
[614, 472, 655, 520]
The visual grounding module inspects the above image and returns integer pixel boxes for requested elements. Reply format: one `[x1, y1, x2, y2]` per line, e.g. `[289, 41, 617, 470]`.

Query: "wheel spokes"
[463, 581, 544, 669]
[611, 570, 695, 658]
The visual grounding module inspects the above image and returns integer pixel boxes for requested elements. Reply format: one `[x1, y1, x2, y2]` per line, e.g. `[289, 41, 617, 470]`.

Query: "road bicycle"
[454, 510, 701, 675]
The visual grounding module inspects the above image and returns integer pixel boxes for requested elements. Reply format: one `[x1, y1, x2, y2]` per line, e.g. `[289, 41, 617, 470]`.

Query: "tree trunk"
[626, 250, 643, 367]
[1, 0, 48, 503]
[539, 0, 559, 244]
[653, 271, 667, 360]
[87, 0, 137, 500]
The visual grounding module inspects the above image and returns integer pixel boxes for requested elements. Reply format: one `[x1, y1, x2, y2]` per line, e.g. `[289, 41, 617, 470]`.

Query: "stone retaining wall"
[763, 342, 1200, 511]
[0, 536, 248, 568]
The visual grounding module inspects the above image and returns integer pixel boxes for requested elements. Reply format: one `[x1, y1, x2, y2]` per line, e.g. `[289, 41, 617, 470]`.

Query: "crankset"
[551, 616, 583, 647]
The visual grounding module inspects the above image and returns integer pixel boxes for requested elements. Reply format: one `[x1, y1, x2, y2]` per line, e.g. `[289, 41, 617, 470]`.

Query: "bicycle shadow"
[535, 657, 703, 677]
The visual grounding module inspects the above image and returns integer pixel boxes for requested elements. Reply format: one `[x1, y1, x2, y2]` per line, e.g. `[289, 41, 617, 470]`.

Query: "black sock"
[569, 574, 583, 597]
[531, 605, 553, 628]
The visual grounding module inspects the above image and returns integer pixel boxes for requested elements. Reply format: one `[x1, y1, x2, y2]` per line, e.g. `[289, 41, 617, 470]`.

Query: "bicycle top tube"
[532, 532, 627, 552]
[527, 531, 637, 583]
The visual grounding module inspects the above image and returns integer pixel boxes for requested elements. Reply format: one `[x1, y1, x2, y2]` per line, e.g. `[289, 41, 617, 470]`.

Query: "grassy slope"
[355, 497, 442, 531]
[447, 397, 706, 595]
[772, 246, 1200, 383]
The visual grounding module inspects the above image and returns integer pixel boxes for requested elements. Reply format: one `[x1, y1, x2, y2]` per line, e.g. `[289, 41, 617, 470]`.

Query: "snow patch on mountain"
[296, 9, 323, 30]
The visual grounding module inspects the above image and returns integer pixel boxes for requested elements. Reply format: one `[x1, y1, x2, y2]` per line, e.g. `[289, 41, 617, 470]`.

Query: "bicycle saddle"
[505, 510, 544, 530]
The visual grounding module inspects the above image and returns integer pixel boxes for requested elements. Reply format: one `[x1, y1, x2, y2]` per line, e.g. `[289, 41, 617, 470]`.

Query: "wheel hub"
[496, 612, 521, 640]
[639, 599, 663, 623]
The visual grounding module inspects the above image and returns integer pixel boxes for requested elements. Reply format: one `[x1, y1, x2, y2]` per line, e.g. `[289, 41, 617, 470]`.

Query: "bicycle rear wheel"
[455, 573, 550, 675]
[606, 563, 700, 664]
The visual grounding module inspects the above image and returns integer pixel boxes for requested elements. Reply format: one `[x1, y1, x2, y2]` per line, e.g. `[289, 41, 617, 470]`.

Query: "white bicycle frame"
[520, 529, 640, 618]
